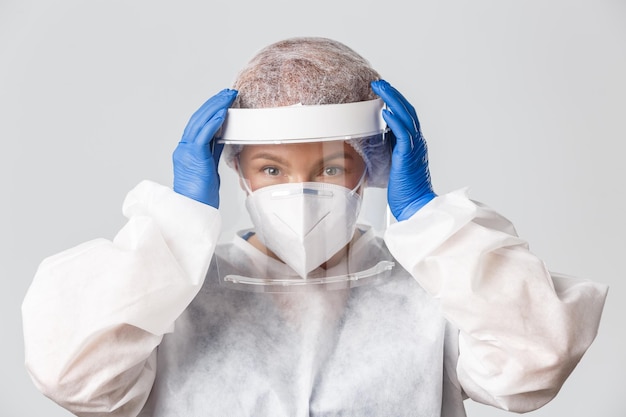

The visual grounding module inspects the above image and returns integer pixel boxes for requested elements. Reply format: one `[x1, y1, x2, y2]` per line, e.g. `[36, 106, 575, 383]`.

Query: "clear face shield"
[214, 99, 395, 292]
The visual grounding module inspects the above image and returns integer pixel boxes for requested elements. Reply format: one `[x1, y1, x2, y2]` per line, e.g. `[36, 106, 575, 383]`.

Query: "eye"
[262, 166, 281, 176]
[323, 166, 344, 176]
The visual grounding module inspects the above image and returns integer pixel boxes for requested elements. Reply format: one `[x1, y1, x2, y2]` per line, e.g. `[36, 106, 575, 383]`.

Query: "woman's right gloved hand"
[173, 89, 238, 208]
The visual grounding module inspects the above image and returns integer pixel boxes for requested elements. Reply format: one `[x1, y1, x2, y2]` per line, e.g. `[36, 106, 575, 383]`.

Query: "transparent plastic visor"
[213, 109, 394, 293]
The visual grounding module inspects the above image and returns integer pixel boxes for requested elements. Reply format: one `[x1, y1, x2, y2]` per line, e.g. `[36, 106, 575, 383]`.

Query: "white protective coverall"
[22, 180, 608, 417]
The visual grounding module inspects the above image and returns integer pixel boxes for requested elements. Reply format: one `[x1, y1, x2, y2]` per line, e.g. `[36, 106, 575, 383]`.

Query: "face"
[237, 141, 366, 192]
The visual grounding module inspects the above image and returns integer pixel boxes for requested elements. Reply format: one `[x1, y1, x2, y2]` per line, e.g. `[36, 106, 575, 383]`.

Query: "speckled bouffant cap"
[232, 37, 380, 108]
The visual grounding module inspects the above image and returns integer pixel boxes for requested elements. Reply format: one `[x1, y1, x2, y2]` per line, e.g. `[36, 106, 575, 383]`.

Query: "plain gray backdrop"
[2, 0, 624, 415]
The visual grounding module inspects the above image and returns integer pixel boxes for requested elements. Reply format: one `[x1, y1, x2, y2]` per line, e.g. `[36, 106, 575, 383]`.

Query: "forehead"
[239, 140, 363, 162]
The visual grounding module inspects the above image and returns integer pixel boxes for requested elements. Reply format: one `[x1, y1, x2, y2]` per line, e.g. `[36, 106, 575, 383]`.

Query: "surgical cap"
[222, 37, 391, 188]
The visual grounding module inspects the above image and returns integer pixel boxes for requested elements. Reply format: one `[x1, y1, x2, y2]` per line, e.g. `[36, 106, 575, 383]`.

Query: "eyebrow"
[248, 150, 354, 166]
[323, 151, 354, 163]
[247, 152, 291, 166]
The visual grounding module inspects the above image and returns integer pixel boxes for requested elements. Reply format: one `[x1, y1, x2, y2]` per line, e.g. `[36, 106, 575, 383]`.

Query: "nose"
[290, 171, 312, 183]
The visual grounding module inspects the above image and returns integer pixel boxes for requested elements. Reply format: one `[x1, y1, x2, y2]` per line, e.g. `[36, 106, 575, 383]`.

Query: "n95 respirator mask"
[245, 181, 363, 278]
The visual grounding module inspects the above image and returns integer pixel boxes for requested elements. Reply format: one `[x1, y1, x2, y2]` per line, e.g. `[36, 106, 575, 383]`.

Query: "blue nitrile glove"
[173, 89, 238, 208]
[371, 80, 436, 221]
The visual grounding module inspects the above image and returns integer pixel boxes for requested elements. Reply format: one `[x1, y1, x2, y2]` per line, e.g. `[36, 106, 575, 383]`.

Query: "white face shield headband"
[216, 98, 387, 144]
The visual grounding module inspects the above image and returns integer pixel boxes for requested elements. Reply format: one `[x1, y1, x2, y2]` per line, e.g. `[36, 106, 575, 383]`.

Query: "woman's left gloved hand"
[371, 80, 436, 221]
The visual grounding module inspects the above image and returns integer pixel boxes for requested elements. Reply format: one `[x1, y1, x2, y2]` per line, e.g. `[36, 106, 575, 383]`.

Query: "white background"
[1, 0, 624, 415]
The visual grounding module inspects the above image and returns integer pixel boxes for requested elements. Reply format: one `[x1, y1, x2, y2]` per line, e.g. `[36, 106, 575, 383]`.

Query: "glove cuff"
[396, 192, 437, 221]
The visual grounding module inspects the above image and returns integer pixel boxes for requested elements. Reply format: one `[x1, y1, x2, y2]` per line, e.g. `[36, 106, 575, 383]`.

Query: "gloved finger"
[371, 80, 420, 135]
[182, 89, 236, 142]
[193, 107, 228, 157]
[381, 109, 414, 154]
[383, 83, 420, 133]
[181, 89, 238, 144]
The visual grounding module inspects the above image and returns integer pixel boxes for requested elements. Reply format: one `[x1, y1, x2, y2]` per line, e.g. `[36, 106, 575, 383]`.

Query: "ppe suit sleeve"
[22, 180, 221, 417]
[383, 188, 608, 413]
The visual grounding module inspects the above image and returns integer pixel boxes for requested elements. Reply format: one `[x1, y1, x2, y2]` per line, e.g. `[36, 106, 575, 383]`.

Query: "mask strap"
[350, 169, 367, 195]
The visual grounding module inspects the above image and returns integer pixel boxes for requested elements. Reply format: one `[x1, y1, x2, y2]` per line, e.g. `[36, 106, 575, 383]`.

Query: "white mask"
[245, 181, 363, 278]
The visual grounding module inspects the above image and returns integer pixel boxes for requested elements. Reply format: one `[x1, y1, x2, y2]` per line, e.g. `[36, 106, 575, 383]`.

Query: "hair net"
[222, 37, 391, 188]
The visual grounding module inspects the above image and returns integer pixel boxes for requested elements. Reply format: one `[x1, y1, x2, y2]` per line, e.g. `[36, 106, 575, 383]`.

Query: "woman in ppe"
[22, 37, 608, 417]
